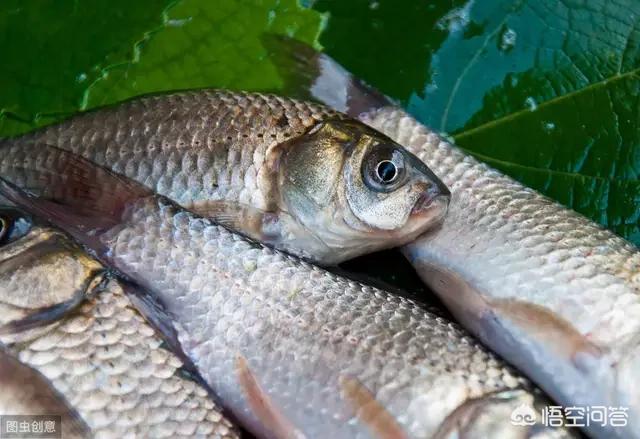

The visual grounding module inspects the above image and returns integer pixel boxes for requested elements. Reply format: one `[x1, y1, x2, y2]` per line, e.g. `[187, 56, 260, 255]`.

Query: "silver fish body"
[275, 43, 640, 438]
[381, 109, 640, 439]
[0, 156, 572, 439]
[0, 91, 449, 264]
[0, 211, 238, 438]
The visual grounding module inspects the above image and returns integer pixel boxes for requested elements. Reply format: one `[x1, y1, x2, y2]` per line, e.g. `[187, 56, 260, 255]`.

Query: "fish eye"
[0, 210, 32, 246]
[376, 160, 398, 183]
[363, 146, 407, 192]
[0, 217, 6, 242]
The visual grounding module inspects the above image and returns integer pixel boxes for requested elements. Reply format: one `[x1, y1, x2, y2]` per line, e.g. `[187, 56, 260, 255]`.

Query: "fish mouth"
[410, 190, 450, 218]
[409, 168, 451, 219]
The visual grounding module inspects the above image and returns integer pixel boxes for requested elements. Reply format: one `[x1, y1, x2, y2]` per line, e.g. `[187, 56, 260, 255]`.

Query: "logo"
[509, 404, 630, 428]
[510, 403, 537, 426]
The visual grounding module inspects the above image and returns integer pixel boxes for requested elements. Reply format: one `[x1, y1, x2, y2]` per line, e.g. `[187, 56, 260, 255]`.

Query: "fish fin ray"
[488, 298, 603, 362]
[189, 200, 307, 252]
[415, 263, 608, 399]
[188, 201, 266, 233]
[0, 143, 152, 244]
[235, 353, 306, 439]
[338, 375, 408, 439]
[262, 34, 394, 118]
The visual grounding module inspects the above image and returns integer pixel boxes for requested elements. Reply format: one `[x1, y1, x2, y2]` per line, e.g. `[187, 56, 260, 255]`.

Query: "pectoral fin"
[189, 200, 326, 259]
[414, 261, 611, 415]
[0, 143, 154, 255]
[189, 201, 284, 243]
[235, 353, 306, 439]
[339, 375, 408, 439]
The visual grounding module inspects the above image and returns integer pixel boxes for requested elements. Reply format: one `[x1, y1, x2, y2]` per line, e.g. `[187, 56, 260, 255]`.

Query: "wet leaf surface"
[0, 0, 172, 135]
[84, 0, 326, 108]
[0, 0, 325, 136]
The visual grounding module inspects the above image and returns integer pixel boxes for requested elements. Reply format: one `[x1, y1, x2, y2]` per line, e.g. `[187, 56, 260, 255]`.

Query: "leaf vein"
[454, 65, 640, 140]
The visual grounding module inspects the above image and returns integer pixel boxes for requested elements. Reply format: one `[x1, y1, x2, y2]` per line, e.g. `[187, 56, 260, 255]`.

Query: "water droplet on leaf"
[542, 121, 556, 133]
[499, 27, 517, 51]
[524, 97, 537, 111]
[166, 17, 192, 27]
[439, 132, 455, 144]
[436, 0, 474, 33]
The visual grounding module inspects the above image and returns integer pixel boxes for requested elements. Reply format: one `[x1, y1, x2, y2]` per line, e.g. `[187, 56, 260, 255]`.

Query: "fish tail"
[262, 34, 393, 118]
[0, 143, 153, 252]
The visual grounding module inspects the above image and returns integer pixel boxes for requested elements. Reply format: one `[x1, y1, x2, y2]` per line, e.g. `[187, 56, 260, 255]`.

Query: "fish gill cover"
[0, 0, 639, 247]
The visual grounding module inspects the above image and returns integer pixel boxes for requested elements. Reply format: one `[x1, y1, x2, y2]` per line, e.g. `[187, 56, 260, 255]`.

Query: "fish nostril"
[431, 178, 450, 198]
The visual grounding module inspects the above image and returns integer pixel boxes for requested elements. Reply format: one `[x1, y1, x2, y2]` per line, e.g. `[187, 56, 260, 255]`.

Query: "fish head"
[277, 119, 450, 264]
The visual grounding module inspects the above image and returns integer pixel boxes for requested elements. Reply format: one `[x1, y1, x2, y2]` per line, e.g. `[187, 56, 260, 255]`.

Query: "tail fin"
[0, 144, 153, 250]
[262, 34, 394, 118]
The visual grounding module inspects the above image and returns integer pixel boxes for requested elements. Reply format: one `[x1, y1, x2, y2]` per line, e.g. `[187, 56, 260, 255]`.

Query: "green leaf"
[0, 0, 173, 136]
[84, 0, 326, 108]
[0, 0, 325, 136]
[315, 0, 640, 244]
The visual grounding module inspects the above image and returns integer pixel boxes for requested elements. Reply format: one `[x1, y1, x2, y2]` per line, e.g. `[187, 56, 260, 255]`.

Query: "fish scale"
[1, 279, 238, 438]
[0, 84, 569, 436]
[260, 36, 640, 436]
[365, 107, 640, 345]
[112, 200, 524, 435]
[0, 214, 239, 438]
[15, 174, 569, 439]
[363, 107, 640, 438]
[12, 90, 334, 210]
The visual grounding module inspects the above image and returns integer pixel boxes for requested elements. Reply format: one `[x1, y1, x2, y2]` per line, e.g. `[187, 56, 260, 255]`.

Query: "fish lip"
[408, 164, 451, 217]
[410, 190, 451, 217]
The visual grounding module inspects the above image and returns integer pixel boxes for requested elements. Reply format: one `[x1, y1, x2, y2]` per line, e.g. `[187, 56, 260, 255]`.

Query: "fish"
[0, 207, 239, 438]
[0, 90, 450, 265]
[0, 144, 574, 438]
[0, 346, 89, 438]
[263, 37, 640, 439]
